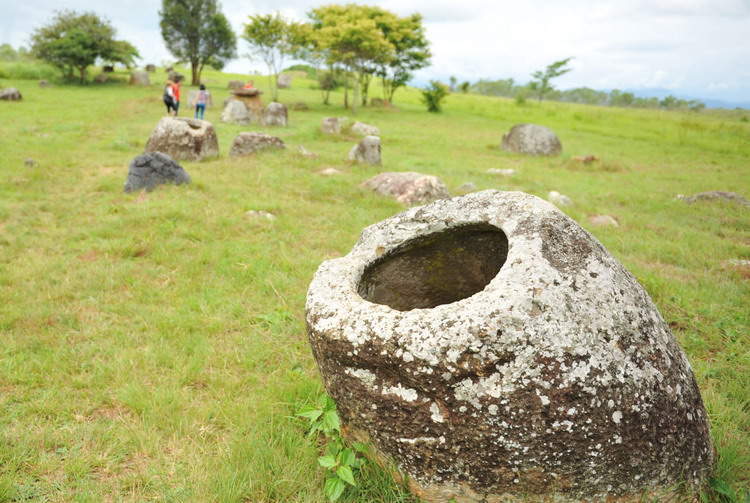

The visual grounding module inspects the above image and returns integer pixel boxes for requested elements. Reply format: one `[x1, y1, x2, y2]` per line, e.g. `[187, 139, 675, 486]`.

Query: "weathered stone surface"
[487, 168, 516, 176]
[318, 167, 344, 176]
[548, 190, 573, 207]
[348, 135, 381, 165]
[145, 64, 156, 72]
[129, 71, 150, 86]
[262, 102, 288, 126]
[351, 121, 380, 136]
[245, 210, 276, 221]
[677, 191, 750, 207]
[124, 152, 190, 193]
[322, 117, 347, 134]
[221, 100, 251, 125]
[0, 88, 22, 101]
[228, 80, 244, 90]
[38, 80, 51, 88]
[502, 124, 562, 156]
[306, 190, 713, 502]
[277, 73, 293, 89]
[362, 172, 449, 206]
[457, 182, 477, 193]
[229, 132, 285, 157]
[144, 117, 219, 161]
[298, 145, 318, 158]
[24, 158, 37, 168]
[588, 214, 619, 227]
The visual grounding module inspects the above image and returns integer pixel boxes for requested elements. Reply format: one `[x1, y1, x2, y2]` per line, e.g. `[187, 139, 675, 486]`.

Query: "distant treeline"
[470, 78, 706, 111]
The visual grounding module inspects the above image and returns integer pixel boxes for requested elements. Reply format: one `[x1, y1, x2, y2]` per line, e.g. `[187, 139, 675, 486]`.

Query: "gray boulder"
[221, 100, 251, 125]
[351, 121, 380, 136]
[501, 123, 562, 156]
[229, 132, 285, 157]
[677, 191, 750, 207]
[306, 190, 713, 502]
[262, 102, 288, 126]
[348, 135, 381, 165]
[129, 71, 150, 86]
[124, 152, 190, 193]
[0, 88, 22, 101]
[277, 73, 293, 89]
[228, 80, 244, 90]
[362, 172, 449, 206]
[321, 117, 347, 134]
[38, 80, 51, 88]
[144, 117, 219, 161]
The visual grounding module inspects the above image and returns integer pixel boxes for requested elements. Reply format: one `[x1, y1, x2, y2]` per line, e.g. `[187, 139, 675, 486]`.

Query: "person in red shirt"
[243, 80, 255, 89]
[171, 80, 181, 115]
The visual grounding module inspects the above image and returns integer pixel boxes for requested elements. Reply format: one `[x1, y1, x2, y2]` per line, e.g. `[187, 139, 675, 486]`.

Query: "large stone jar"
[305, 190, 713, 502]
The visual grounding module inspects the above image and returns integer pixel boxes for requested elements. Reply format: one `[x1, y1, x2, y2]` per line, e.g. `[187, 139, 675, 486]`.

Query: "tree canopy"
[530, 57, 573, 102]
[159, 0, 237, 85]
[30, 10, 140, 83]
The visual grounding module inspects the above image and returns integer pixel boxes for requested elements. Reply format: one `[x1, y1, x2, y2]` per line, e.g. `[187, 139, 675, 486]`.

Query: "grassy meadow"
[0, 66, 748, 502]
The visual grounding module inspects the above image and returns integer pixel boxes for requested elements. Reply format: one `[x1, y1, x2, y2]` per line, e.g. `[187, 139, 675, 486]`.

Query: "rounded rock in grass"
[229, 132, 285, 157]
[321, 117, 347, 134]
[129, 71, 150, 86]
[145, 117, 219, 162]
[348, 135, 381, 165]
[501, 123, 562, 156]
[261, 102, 288, 127]
[124, 152, 190, 193]
[0, 87, 22, 101]
[362, 171, 449, 206]
[305, 190, 713, 502]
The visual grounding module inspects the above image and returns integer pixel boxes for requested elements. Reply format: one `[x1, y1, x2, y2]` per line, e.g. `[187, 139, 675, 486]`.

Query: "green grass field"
[1, 66, 748, 502]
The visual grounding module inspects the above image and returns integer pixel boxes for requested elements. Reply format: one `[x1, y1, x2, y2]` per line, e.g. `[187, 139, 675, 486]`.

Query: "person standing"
[163, 80, 176, 115]
[194, 84, 211, 119]
[171, 79, 181, 116]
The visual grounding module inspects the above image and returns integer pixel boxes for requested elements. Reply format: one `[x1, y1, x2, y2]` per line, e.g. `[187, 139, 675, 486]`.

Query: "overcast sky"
[3, 0, 749, 102]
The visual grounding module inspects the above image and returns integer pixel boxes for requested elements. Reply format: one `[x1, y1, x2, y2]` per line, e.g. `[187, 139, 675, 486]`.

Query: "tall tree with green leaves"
[308, 5, 394, 112]
[243, 13, 300, 101]
[159, 0, 236, 86]
[30, 10, 140, 83]
[374, 12, 430, 103]
[530, 57, 573, 102]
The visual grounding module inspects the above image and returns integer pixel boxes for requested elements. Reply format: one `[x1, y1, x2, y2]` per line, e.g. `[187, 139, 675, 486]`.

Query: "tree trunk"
[191, 60, 200, 86]
[361, 73, 371, 107]
[79, 66, 86, 84]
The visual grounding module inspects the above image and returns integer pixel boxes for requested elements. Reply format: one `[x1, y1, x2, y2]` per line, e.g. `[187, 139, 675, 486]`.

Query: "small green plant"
[297, 395, 368, 501]
[514, 91, 527, 106]
[421, 80, 449, 113]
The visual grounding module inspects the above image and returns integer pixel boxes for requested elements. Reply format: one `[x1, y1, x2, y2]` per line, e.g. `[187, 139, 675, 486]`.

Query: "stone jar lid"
[306, 190, 713, 502]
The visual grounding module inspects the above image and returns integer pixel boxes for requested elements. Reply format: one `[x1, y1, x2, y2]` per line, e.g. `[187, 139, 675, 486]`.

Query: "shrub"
[0, 60, 58, 80]
[421, 80, 449, 113]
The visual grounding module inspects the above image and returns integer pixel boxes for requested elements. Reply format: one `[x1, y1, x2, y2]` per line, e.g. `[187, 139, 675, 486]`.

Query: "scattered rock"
[322, 117, 348, 134]
[306, 189, 713, 502]
[102, 65, 114, 73]
[229, 132, 285, 157]
[38, 80, 51, 88]
[277, 73, 293, 89]
[548, 190, 573, 206]
[487, 168, 516, 176]
[501, 123, 562, 156]
[298, 146, 318, 158]
[291, 102, 310, 111]
[245, 210, 276, 221]
[144, 117, 219, 161]
[677, 191, 750, 207]
[351, 121, 380, 136]
[24, 158, 37, 168]
[220, 100, 251, 125]
[572, 154, 599, 163]
[262, 102, 288, 127]
[145, 64, 156, 72]
[228, 80, 244, 90]
[362, 171, 449, 206]
[724, 259, 750, 268]
[124, 152, 190, 193]
[129, 71, 150, 86]
[94, 73, 108, 83]
[348, 136, 381, 165]
[588, 214, 619, 227]
[457, 182, 477, 193]
[0, 88, 22, 101]
[318, 167, 344, 176]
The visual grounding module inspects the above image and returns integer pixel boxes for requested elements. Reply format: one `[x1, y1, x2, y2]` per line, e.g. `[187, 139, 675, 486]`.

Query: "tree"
[421, 81, 449, 112]
[375, 12, 430, 103]
[459, 81, 470, 93]
[159, 0, 236, 86]
[530, 57, 573, 102]
[30, 10, 140, 83]
[243, 13, 300, 101]
[308, 5, 394, 113]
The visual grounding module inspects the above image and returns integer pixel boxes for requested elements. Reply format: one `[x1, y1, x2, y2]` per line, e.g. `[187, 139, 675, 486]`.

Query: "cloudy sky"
[3, 0, 749, 103]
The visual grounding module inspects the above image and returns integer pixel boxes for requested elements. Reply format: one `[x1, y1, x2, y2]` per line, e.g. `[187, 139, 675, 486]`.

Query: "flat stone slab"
[306, 190, 713, 502]
[229, 132, 285, 157]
